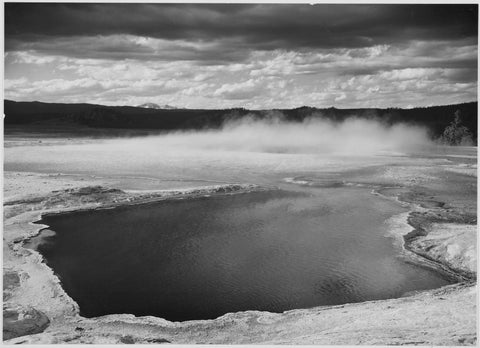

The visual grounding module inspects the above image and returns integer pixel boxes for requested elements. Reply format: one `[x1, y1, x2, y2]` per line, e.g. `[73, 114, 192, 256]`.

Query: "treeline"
[4, 100, 478, 144]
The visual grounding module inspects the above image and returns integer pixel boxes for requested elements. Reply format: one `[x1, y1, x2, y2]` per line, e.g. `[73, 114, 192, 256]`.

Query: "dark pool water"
[28, 187, 451, 321]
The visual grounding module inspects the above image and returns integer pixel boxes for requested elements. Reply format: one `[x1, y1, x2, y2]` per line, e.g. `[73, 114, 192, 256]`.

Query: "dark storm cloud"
[338, 57, 478, 77]
[5, 3, 478, 56]
[6, 35, 251, 63]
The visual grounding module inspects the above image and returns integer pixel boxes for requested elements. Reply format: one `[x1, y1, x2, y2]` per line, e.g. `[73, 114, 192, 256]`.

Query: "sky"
[4, 3, 478, 109]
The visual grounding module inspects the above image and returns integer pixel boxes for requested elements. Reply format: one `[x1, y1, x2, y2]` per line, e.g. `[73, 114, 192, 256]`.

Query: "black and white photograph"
[3, 2, 478, 345]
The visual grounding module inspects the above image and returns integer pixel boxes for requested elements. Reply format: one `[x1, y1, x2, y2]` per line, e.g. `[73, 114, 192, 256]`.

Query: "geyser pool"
[28, 186, 451, 322]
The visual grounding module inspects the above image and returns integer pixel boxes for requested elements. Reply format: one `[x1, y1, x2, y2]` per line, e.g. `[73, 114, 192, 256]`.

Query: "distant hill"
[4, 100, 478, 143]
[138, 102, 161, 109]
[138, 103, 177, 110]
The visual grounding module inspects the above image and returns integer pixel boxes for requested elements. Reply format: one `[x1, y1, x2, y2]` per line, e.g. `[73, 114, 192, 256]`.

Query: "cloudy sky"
[4, 3, 478, 109]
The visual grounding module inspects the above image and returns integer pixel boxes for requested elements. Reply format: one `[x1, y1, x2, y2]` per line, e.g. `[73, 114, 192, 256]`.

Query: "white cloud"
[4, 77, 29, 89]
[334, 93, 347, 102]
[213, 79, 264, 100]
[380, 68, 439, 81]
[10, 51, 58, 64]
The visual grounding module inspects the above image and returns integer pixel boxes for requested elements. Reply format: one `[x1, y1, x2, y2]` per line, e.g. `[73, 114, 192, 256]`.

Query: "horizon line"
[4, 98, 478, 112]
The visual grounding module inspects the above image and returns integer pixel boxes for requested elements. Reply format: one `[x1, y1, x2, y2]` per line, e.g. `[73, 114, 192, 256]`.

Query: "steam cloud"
[137, 115, 433, 155]
[5, 114, 438, 188]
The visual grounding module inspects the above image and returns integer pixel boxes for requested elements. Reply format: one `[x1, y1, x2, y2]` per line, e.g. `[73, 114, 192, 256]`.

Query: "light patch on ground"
[381, 166, 438, 186]
[411, 223, 477, 274]
[442, 163, 477, 177]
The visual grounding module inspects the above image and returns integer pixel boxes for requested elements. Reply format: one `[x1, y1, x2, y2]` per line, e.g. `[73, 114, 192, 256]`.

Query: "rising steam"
[137, 114, 433, 155]
[5, 114, 438, 188]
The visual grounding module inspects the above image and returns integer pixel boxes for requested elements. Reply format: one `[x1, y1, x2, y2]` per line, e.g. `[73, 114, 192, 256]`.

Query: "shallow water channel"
[27, 185, 451, 321]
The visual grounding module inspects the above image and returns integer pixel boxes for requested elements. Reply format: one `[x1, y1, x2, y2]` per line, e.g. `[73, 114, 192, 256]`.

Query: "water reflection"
[28, 187, 451, 321]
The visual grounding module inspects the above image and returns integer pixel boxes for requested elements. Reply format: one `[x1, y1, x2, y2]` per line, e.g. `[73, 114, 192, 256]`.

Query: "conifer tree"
[440, 110, 473, 145]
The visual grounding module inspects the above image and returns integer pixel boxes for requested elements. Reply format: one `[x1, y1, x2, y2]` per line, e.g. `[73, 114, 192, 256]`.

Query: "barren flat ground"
[3, 131, 477, 345]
